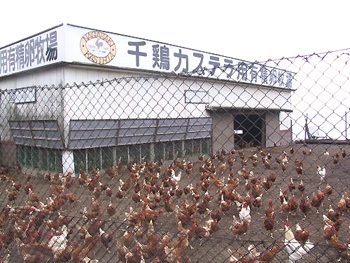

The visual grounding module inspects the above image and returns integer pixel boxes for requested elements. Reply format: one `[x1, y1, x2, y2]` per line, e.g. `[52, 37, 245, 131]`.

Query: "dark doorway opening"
[234, 114, 263, 148]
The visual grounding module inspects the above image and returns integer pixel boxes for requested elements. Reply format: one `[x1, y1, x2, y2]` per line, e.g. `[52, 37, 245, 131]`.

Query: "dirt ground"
[0, 142, 350, 263]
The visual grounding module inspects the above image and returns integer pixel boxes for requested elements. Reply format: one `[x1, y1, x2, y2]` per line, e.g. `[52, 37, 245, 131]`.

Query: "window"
[17, 145, 62, 172]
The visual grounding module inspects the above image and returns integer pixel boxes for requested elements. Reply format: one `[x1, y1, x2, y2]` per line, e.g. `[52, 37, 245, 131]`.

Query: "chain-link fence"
[0, 48, 350, 262]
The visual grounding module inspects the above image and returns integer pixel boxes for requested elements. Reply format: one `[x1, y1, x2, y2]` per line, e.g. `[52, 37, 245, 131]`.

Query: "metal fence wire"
[0, 48, 350, 263]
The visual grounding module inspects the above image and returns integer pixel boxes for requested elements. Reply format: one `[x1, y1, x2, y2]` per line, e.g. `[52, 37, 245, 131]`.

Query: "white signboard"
[0, 23, 295, 89]
[0, 25, 63, 77]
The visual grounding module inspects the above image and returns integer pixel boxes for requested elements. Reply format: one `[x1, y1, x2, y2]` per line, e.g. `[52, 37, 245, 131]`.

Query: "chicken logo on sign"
[80, 31, 116, 64]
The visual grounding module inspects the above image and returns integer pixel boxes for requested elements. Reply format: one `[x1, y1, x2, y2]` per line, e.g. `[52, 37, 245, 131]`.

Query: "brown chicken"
[77, 232, 100, 259]
[289, 147, 295, 154]
[164, 232, 190, 262]
[281, 196, 291, 214]
[120, 178, 131, 192]
[132, 190, 141, 203]
[288, 194, 299, 216]
[105, 186, 113, 197]
[323, 224, 337, 240]
[210, 208, 223, 222]
[15, 238, 46, 263]
[264, 211, 275, 237]
[0, 205, 12, 228]
[54, 246, 72, 262]
[266, 172, 277, 183]
[264, 198, 273, 214]
[323, 215, 344, 232]
[288, 178, 296, 193]
[281, 163, 287, 172]
[106, 201, 116, 216]
[65, 192, 78, 204]
[336, 192, 350, 212]
[221, 183, 234, 200]
[142, 221, 162, 258]
[22, 252, 44, 263]
[173, 185, 183, 199]
[263, 158, 271, 170]
[7, 190, 19, 201]
[47, 194, 68, 212]
[326, 204, 341, 222]
[295, 164, 303, 175]
[196, 198, 210, 214]
[142, 202, 164, 222]
[325, 184, 333, 196]
[121, 227, 136, 248]
[230, 215, 249, 236]
[279, 188, 289, 204]
[294, 223, 311, 244]
[262, 177, 273, 191]
[82, 205, 100, 220]
[175, 205, 192, 227]
[125, 243, 144, 263]
[189, 215, 210, 239]
[251, 180, 263, 199]
[341, 148, 346, 158]
[332, 155, 339, 165]
[115, 185, 125, 199]
[69, 239, 84, 261]
[116, 240, 128, 262]
[310, 189, 325, 213]
[297, 179, 305, 193]
[299, 195, 311, 218]
[163, 195, 175, 213]
[23, 183, 34, 195]
[86, 217, 105, 236]
[329, 234, 348, 252]
[99, 228, 113, 250]
[46, 214, 70, 230]
[252, 194, 263, 208]
[238, 167, 250, 180]
[220, 194, 232, 212]
[149, 233, 170, 260]
[205, 218, 220, 234]
[11, 182, 22, 191]
[257, 241, 283, 262]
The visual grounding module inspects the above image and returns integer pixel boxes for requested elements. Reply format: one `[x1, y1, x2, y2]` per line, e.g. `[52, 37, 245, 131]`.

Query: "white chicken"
[48, 224, 68, 254]
[171, 170, 182, 182]
[239, 201, 251, 223]
[82, 257, 99, 263]
[316, 165, 326, 184]
[323, 150, 330, 161]
[283, 221, 314, 263]
[281, 151, 289, 165]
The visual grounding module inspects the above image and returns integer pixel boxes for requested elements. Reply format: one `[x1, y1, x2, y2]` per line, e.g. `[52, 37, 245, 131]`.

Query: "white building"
[0, 23, 294, 174]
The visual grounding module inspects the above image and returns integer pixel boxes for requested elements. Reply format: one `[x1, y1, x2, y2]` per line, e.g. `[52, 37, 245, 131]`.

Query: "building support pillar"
[62, 151, 75, 175]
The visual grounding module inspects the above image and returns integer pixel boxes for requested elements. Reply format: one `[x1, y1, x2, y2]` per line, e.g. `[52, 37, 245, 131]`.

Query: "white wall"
[0, 64, 293, 147]
[208, 83, 292, 112]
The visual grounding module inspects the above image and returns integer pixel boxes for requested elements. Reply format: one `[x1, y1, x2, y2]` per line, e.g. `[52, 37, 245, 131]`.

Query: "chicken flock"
[0, 144, 349, 262]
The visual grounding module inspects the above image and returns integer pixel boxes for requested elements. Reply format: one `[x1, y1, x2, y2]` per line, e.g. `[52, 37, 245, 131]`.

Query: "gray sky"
[1, 0, 350, 62]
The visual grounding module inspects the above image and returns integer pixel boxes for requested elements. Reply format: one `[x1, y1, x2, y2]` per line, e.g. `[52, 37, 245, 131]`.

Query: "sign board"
[0, 26, 62, 77]
[0, 23, 294, 89]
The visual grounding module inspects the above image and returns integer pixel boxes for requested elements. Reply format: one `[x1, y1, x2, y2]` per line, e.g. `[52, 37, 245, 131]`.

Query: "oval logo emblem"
[80, 31, 116, 65]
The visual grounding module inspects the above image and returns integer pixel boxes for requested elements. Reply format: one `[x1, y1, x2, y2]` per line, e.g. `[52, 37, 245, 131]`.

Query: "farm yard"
[0, 142, 349, 263]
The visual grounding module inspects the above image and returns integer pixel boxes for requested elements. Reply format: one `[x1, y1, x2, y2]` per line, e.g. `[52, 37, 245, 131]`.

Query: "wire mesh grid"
[0, 49, 350, 262]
